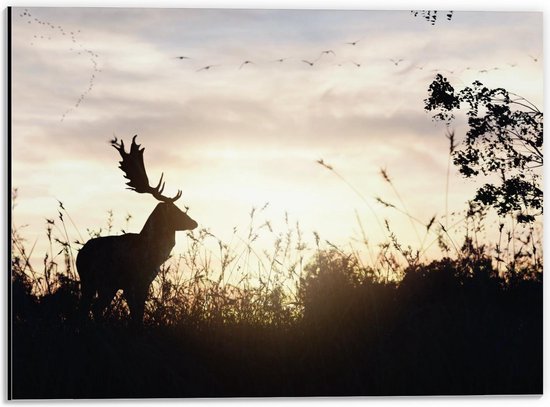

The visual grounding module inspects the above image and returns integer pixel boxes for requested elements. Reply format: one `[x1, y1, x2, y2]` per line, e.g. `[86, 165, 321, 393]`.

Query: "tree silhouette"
[425, 75, 543, 223]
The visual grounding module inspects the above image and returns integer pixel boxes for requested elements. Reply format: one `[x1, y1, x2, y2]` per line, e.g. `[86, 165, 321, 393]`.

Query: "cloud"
[11, 8, 543, 262]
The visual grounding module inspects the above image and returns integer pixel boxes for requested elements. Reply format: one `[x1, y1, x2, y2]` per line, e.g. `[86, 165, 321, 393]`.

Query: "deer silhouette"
[76, 135, 198, 323]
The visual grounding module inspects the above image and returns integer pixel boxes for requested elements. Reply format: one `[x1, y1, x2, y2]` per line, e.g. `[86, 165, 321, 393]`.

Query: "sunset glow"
[11, 7, 543, 273]
[9, 6, 545, 399]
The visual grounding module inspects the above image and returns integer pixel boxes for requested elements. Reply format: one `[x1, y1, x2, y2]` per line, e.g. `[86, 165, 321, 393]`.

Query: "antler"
[110, 135, 182, 203]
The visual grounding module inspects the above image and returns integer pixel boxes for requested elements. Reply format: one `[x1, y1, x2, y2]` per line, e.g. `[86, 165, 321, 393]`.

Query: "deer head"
[147, 202, 198, 232]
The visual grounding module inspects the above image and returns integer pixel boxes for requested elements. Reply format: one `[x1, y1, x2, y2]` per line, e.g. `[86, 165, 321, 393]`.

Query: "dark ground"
[11, 260, 542, 399]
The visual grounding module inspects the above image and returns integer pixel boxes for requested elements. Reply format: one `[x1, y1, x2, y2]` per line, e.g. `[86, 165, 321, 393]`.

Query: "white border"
[1, 1, 547, 406]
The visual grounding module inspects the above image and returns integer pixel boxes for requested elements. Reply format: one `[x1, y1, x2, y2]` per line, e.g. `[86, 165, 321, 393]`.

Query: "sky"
[10, 6, 543, 272]
[4, 3, 550, 406]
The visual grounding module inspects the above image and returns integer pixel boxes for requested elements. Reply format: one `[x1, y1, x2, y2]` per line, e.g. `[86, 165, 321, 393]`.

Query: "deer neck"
[140, 216, 176, 263]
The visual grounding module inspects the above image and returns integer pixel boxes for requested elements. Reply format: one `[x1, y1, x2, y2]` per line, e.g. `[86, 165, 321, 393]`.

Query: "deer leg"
[92, 285, 117, 322]
[126, 285, 149, 325]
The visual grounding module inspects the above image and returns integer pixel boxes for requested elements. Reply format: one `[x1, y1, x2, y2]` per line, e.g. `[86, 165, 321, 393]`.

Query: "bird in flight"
[528, 55, 539, 62]
[316, 159, 333, 170]
[175, 56, 191, 60]
[316, 50, 335, 62]
[432, 68, 455, 74]
[479, 67, 499, 73]
[239, 60, 254, 69]
[390, 58, 404, 66]
[273, 57, 289, 63]
[349, 61, 361, 68]
[302, 60, 315, 66]
[345, 38, 363, 46]
[196, 64, 219, 72]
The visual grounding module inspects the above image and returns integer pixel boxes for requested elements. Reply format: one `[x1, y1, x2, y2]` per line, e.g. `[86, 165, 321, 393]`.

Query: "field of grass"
[9, 174, 543, 398]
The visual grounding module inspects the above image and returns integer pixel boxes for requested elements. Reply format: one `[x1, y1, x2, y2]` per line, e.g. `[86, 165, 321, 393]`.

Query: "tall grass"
[10, 168, 543, 398]
[10, 154, 542, 327]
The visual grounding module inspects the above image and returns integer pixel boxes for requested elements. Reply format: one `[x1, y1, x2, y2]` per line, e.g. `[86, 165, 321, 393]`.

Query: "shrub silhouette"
[11, 262, 37, 323]
[300, 249, 361, 323]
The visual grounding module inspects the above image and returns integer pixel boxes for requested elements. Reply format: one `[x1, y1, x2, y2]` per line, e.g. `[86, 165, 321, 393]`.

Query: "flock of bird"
[174, 48, 345, 71]
[173, 40, 538, 77]
[410, 10, 454, 25]
[19, 8, 540, 121]
[18, 8, 101, 122]
[174, 41, 385, 72]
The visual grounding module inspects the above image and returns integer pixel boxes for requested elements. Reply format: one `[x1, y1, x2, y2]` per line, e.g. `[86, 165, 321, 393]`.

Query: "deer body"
[77, 202, 197, 323]
[76, 136, 198, 323]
